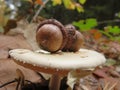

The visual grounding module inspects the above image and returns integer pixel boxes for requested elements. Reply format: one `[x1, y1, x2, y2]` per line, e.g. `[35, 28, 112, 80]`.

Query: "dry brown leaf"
[0, 34, 32, 59]
[108, 70, 120, 78]
[0, 49, 9, 59]
[0, 59, 41, 90]
[93, 69, 108, 78]
[0, 34, 32, 50]
[7, 20, 40, 50]
[109, 42, 120, 53]
[99, 77, 120, 90]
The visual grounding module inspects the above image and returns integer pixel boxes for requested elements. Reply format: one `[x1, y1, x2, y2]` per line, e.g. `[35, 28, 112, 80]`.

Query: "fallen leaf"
[35, 0, 43, 5]
[0, 34, 32, 50]
[7, 20, 40, 50]
[93, 69, 108, 78]
[3, 19, 17, 34]
[0, 49, 9, 59]
[0, 59, 41, 90]
[99, 77, 120, 90]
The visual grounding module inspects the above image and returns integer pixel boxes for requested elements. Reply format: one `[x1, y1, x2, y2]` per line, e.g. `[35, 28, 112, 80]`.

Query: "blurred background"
[0, 0, 120, 41]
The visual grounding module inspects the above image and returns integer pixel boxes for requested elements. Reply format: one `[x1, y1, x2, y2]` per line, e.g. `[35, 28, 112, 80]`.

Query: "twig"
[0, 79, 17, 88]
[103, 82, 110, 90]
[30, 0, 49, 23]
[103, 82, 117, 90]
[36, 72, 46, 81]
[98, 19, 120, 25]
[108, 82, 118, 90]
[16, 78, 21, 90]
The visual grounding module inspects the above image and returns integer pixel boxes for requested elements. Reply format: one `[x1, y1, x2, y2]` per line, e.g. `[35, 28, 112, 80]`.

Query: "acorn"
[36, 19, 67, 53]
[62, 24, 76, 51]
[62, 24, 84, 52]
[68, 30, 84, 52]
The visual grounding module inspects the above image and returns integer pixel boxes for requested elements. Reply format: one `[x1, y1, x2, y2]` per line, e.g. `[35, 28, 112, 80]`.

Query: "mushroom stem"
[49, 73, 61, 90]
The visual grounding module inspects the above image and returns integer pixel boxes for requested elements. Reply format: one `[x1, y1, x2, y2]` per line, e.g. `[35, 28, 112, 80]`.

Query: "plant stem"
[30, 0, 49, 23]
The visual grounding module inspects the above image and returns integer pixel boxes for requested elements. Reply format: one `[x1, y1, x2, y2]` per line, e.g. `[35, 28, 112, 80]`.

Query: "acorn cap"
[62, 24, 76, 51]
[62, 24, 84, 52]
[9, 49, 106, 75]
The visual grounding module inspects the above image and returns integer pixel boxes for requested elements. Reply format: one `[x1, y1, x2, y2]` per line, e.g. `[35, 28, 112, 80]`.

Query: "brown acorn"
[62, 24, 84, 52]
[68, 30, 84, 52]
[36, 19, 67, 53]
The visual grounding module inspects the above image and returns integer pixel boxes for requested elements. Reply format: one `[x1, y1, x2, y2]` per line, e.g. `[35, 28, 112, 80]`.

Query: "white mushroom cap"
[9, 49, 106, 75]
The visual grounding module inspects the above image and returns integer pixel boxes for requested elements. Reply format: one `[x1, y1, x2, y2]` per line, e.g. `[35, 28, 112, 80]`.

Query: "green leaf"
[109, 26, 120, 35]
[104, 59, 116, 66]
[72, 18, 97, 31]
[52, 0, 62, 6]
[63, 0, 76, 10]
[63, 0, 70, 9]
[99, 30, 113, 38]
[111, 36, 120, 42]
[79, 0, 86, 4]
[73, 20, 88, 31]
[76, 4, 84, 12]
[86, 18, 97, 27]
[22, 0, 32, 3]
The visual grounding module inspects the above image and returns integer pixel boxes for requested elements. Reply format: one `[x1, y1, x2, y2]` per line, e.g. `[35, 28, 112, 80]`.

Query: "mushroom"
[9, 48, 106, 90]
